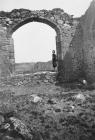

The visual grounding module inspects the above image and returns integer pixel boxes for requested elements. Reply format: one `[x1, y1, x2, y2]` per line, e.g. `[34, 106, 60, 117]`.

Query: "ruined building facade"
[0, 1, 95, 83]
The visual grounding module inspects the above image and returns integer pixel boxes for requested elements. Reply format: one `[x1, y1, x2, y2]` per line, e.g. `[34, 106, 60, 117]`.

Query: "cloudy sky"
[0, 0, 92, 62]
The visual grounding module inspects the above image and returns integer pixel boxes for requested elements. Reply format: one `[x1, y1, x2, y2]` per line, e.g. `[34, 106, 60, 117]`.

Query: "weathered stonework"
[0, 1, 95, 83]
[0, 8, 79, 82]
[80, 0, 95, 83]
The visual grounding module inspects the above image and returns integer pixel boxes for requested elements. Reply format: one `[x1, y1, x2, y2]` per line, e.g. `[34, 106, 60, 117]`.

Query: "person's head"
[52, 50, 55, 54]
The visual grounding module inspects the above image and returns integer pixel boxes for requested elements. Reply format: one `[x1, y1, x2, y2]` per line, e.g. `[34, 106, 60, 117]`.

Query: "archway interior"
[12, 22, 56, 63]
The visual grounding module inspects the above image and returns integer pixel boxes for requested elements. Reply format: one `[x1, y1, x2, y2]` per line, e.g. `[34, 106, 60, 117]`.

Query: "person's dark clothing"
[52, 53, 57, 68]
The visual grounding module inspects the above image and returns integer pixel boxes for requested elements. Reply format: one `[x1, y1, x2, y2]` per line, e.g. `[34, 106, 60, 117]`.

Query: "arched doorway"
[12, 22, 57, 73]
[9, 17, 62, 74]
[13, 22, 56, 63]
[0, 9, 83, 82]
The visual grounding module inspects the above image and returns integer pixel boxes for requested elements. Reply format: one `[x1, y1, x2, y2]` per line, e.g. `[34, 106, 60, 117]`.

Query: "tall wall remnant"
[0, 0, 95, 83]
[80, 0, 95, 83]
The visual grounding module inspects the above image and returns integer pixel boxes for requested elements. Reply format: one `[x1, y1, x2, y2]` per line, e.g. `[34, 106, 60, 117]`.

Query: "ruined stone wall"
[0, 25, 14, 78]
[0, 8, 84, 82]
[59, 21, 84, 82]
[79, 0, 95, 83]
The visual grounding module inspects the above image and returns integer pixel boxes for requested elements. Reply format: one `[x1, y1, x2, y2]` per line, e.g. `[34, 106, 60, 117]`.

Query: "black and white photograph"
[0, 0, 94, 140]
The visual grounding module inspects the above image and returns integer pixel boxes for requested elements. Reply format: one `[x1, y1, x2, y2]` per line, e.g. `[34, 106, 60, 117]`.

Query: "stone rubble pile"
[0, 71, 57, 87]
[0, 113, 33, 140]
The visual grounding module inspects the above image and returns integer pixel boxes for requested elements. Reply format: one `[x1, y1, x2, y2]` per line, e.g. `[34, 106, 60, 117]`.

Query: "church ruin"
[0, 0, 95, 83]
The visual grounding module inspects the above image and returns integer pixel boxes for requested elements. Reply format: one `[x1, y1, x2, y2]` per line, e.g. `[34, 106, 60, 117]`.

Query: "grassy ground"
[0, 72, 95, 140]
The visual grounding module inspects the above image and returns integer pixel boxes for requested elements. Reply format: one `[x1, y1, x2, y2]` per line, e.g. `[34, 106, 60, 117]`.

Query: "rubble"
[29, 94, 42, 103]
[0, 107, 33, 140]
[0, 1, 95, 139]
[74, 93, 85, 101]
[0, 71, 56, 87]
[0, 73, 94, 140]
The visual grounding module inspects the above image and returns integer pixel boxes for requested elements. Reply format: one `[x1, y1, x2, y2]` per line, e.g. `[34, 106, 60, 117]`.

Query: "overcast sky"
[0, 0, 92, 63]
[0, 0, 92, 17]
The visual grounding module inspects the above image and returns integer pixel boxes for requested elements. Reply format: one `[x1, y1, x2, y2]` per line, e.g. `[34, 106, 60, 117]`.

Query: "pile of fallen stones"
[0, 89, 95, 140]
[0, 71, 57, 87]
[0, 111, 33, 140]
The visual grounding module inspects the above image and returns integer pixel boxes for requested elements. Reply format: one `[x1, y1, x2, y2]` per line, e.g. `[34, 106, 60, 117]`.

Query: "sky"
[0, 0, 92, 63]
[13, 23, 56, 62]
[0, 0, 92, 17]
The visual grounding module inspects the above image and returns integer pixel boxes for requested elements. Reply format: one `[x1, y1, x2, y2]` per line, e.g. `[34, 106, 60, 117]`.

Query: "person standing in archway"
[52, 50, 57, 71]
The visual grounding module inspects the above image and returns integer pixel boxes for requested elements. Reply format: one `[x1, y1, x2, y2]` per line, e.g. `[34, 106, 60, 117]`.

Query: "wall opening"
[12, 22, 57, 73]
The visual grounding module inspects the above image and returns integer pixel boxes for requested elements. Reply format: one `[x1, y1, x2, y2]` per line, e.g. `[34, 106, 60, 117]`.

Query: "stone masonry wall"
[80, 0, 95, 83]
[0, 8, 86, 82]
[0, 25, 14, 78]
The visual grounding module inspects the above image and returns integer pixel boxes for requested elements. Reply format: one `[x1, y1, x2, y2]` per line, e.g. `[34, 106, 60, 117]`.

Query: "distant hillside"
[15, 61, 53, 74]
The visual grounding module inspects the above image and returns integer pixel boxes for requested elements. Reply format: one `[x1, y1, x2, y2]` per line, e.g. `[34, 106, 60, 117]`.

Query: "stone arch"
[8, 16, 62, 74]
[9, 17, 61, 35]
[11, 17, 62, 57]
[0, 8, 82, 83]
[12, 19, 58, 63]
